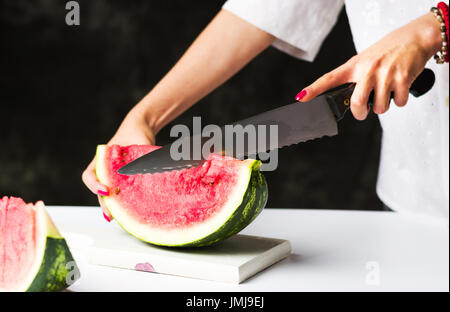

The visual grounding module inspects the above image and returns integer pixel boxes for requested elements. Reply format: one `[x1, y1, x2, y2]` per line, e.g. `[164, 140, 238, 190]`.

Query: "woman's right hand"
[82, 107, 156, 221]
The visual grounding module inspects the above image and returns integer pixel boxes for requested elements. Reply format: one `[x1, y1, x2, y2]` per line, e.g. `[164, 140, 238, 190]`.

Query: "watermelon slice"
[95, 145, 268, 247]
[0, 197, 78, 292]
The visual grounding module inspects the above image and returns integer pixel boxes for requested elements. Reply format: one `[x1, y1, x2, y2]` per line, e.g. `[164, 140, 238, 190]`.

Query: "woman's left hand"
[296, 11, 443, 120]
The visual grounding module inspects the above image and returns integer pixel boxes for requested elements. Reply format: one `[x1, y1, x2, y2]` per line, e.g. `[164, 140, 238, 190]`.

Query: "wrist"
[130, 100, 159, 134]
[133, 93, 185, 135]
[417, 12, 444, 59]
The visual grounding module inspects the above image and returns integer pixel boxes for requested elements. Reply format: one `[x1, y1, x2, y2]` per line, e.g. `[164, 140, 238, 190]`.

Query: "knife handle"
[326, 68, 435, 120]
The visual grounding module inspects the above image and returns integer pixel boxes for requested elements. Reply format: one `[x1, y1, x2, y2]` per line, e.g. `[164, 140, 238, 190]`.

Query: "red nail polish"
[295, 90, 307, 101]
[98, 190, 109, 196]
[103, 212, 111, 222]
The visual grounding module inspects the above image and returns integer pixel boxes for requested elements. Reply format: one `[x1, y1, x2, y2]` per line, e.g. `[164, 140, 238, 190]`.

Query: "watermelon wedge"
[0, 197, 78, 292]
[95, 145, 268, 247]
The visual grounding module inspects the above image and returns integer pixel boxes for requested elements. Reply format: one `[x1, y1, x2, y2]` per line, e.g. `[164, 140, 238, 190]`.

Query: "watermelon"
[95, 145, 268, 247]
[0, 197, 78, 292]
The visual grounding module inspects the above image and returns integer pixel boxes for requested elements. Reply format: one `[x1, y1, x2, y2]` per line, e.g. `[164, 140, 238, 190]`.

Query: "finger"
[98, 195, 113, 222]
[296, 64, 351, 102]
[350, 77, 373, 120]
[82, 158, 109, 195]
[372, 80, 392, 115]
[392, 78, 409, 107]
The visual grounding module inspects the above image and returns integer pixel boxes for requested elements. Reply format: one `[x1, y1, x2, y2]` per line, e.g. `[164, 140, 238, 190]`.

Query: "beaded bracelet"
[431, 5, 448, 64]
[437, 2, 449, 62]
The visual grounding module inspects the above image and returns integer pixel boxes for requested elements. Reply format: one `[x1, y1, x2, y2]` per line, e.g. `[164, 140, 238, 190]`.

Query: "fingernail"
[295, 90, 307, 101]
[98, 190, 109, 196]
[103, 212, 111, 222]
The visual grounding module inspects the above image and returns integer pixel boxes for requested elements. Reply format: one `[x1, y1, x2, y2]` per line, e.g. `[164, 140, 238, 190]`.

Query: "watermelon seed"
[115, 187, 120, 195]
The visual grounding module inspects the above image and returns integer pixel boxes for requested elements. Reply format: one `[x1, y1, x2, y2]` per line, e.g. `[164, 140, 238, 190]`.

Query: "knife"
[118, 68, 435, 175]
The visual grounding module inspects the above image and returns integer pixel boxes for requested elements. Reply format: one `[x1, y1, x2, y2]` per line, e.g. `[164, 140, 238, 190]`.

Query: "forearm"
[133, 9, 274, 134]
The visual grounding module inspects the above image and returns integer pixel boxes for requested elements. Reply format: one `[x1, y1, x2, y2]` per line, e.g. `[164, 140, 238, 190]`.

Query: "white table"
[48, 207, 449, 292]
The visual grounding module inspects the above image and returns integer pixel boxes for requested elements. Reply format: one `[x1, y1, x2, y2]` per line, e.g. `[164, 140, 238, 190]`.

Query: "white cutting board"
[62, 223, 291, 284]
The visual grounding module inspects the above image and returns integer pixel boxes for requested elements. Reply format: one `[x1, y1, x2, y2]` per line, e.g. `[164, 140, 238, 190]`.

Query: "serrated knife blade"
[118, 93, 342, 175]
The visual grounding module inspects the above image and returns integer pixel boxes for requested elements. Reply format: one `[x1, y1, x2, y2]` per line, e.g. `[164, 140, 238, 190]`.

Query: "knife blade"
[118, 68, 435, 175]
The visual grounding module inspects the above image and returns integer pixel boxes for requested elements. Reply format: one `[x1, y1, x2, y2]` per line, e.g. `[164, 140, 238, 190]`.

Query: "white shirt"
[223, 0, 449, 224]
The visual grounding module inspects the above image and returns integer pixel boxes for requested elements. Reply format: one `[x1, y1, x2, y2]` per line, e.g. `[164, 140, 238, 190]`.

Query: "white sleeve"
[223, 0, 344, 62]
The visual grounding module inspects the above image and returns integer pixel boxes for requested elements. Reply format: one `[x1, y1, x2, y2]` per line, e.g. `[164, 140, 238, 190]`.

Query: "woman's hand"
[296, 12, 443, 120]
[81, 107, 155, 221]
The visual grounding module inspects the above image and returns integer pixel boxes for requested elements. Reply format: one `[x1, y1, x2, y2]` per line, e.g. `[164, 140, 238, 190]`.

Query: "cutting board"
[62, 223, 291, 284]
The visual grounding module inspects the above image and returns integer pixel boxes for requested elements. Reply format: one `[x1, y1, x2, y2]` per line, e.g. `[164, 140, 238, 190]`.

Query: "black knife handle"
[325, 68, 435, 120]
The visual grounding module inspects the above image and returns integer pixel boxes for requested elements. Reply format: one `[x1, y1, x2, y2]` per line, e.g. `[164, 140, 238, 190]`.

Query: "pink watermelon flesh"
[102, 145, 244, 229]
[0, 196, 37, 290]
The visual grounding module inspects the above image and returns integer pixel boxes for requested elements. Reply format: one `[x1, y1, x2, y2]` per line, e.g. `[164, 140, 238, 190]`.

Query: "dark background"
[0, 0, 383, 210]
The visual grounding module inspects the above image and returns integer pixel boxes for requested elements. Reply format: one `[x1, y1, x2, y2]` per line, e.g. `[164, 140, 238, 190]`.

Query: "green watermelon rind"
[26, 237, 77, 292]
[5, 202, 80, 292]
[95, 145, 268, 247]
